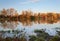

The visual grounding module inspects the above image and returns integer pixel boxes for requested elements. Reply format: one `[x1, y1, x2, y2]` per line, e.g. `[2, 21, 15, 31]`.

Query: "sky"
[0, 0, 60, 13]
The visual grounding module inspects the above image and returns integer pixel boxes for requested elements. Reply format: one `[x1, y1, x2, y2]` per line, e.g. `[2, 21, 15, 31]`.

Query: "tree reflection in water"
[0, 19, 60, 29]
[0, 21, 19, 29]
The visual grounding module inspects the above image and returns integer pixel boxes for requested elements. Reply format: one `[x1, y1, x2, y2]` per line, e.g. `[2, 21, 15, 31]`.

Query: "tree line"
[0, 8, 60, 24]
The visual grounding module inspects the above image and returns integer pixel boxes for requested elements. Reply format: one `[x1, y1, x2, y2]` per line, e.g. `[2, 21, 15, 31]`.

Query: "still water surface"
[0, 21, 60, 36]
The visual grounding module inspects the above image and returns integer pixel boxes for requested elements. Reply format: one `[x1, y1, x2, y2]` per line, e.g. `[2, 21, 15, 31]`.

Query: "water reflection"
[0, 20, 60, 36]
[0, 19, 60, 29]
[0, 21, 19, 29]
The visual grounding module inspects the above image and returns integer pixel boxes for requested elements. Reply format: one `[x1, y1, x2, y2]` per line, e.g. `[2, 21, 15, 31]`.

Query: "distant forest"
[0, 8, 60, 24]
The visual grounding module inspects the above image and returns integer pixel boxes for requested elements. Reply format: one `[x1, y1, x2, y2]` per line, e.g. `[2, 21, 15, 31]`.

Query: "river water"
[0, 21, 60, 36]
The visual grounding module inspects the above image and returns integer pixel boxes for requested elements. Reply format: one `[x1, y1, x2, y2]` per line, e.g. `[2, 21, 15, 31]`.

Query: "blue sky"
[0, 0, 60, 12]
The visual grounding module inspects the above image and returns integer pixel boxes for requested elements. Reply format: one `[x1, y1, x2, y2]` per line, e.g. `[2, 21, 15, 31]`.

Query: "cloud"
[20, 0, 40, 5]
[30, 0, 40, 2]
[20, 1, 30, 5]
